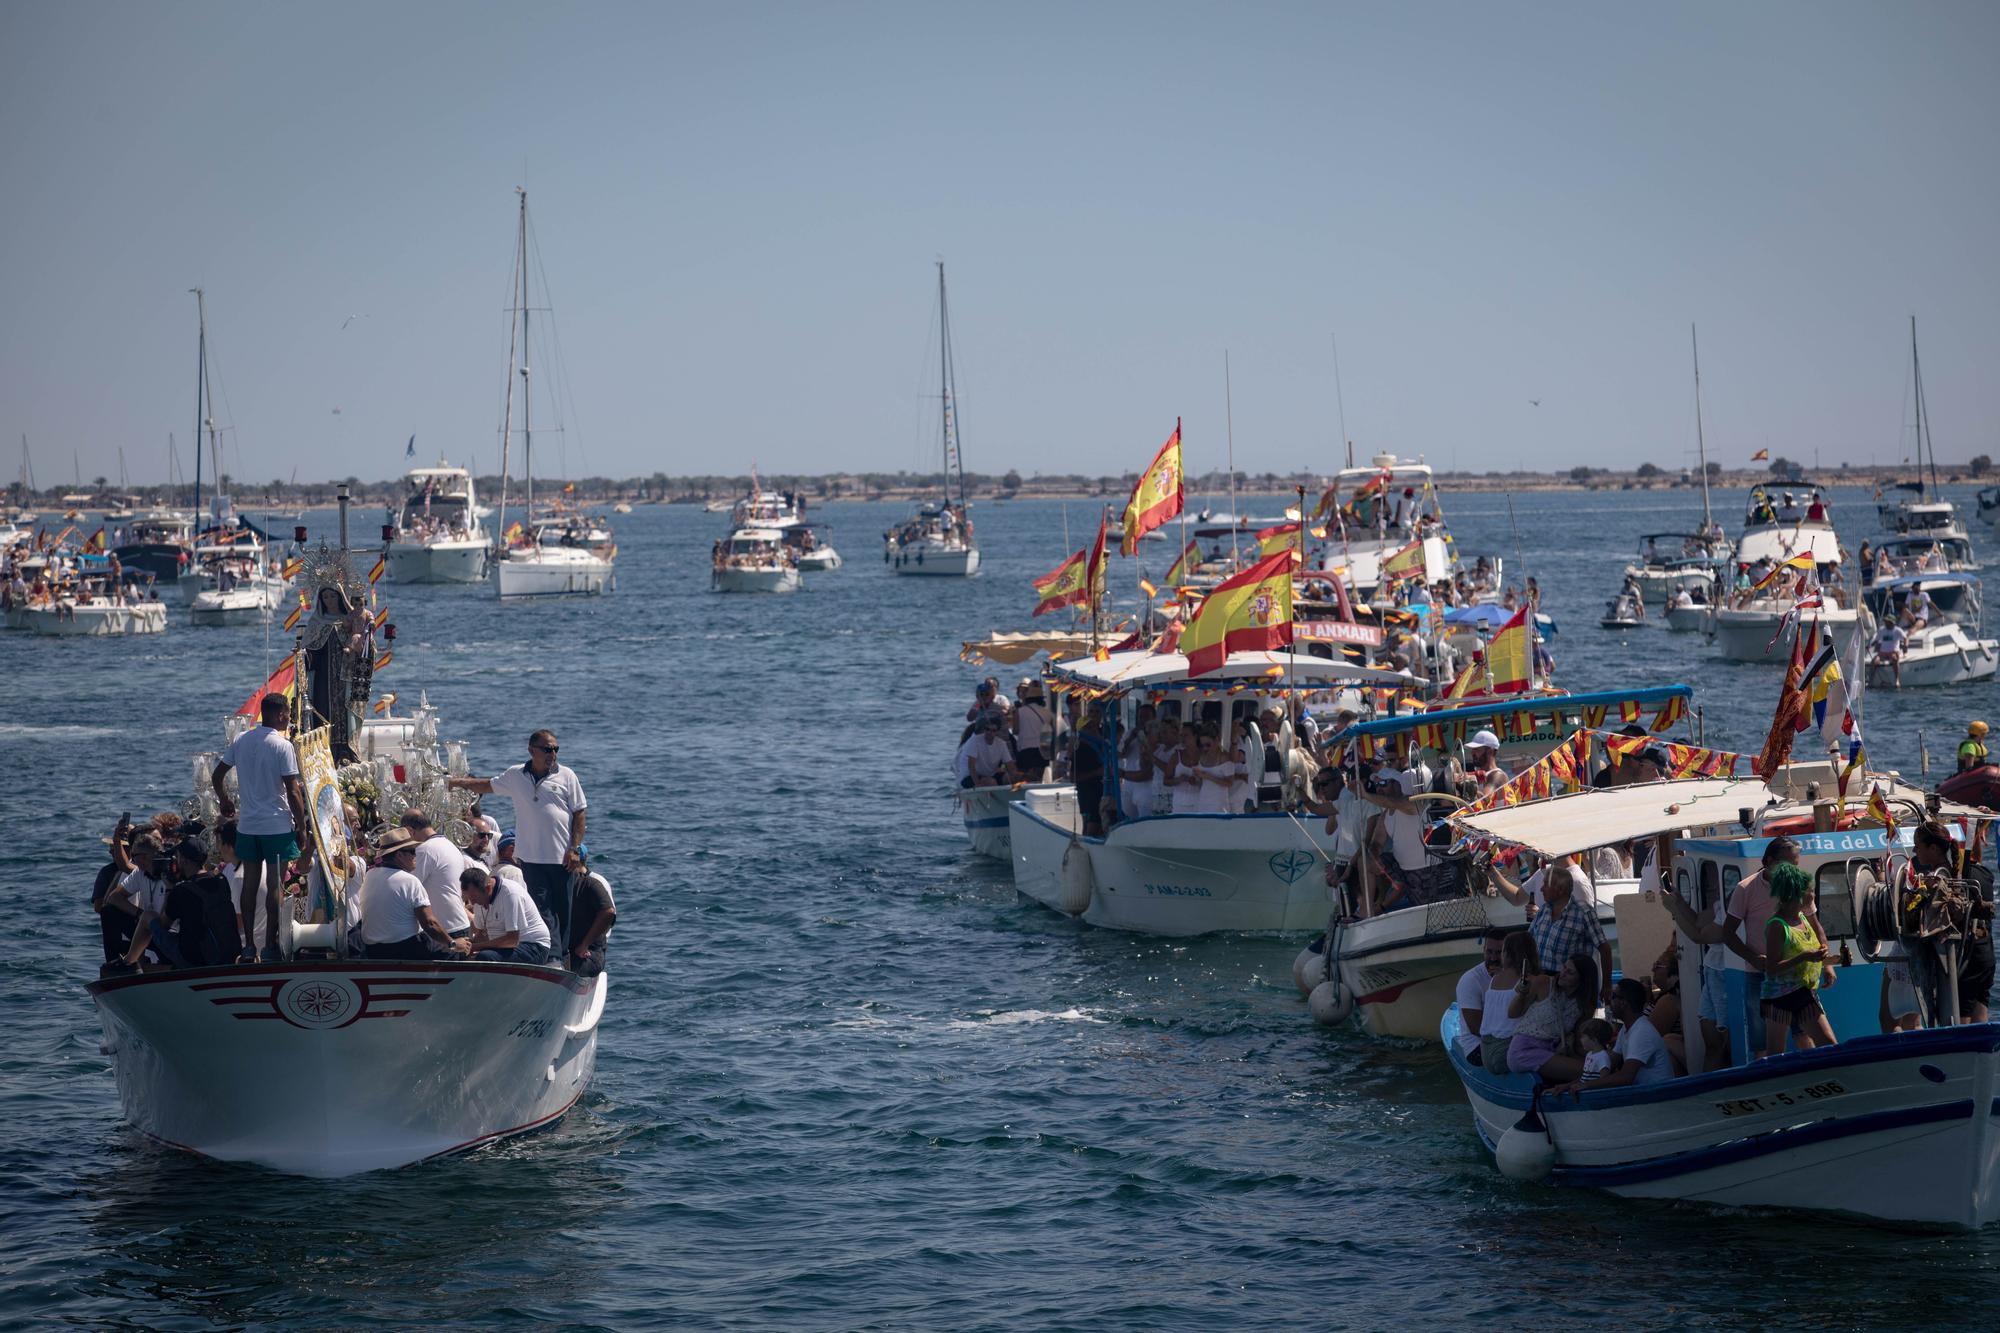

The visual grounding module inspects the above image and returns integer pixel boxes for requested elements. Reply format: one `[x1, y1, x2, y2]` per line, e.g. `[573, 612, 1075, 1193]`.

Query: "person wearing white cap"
[1464, 729, 1509, 796]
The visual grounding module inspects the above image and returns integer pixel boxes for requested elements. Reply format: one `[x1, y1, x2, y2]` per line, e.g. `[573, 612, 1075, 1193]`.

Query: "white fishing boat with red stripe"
[90, 960, 605, 1177]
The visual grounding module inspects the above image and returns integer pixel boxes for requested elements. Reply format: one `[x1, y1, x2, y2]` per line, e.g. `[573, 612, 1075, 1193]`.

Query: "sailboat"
[1877, 317, 1968, 543]
[1620, 327, 1732, 611]
[493, 189, 617, 598]
[884, 262, 980, 577]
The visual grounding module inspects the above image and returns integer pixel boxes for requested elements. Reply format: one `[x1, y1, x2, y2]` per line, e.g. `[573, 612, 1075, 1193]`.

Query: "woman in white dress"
[1169, 726, 1206, 815]
[1195, 727, 1235, 815]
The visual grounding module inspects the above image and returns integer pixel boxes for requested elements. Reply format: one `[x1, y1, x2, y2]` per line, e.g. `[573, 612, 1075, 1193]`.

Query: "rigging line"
[525, 212, 572, 479]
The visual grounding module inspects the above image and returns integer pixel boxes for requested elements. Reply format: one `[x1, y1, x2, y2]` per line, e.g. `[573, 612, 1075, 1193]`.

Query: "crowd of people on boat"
[1746, 487, 1829, 527]
[887, 502, 972, 551]
[397, 513, 472, 544]
[2, 538, 153, 617]
[91, 705, 615, 978]
[1447, 818, 1996, 1093]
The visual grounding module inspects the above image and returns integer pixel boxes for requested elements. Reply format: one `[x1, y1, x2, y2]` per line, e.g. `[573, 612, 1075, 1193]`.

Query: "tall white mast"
[1692, 324, 1712, 532]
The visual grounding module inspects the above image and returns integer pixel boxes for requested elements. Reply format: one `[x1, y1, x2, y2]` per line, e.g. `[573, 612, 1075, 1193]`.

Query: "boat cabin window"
[1812, 864, 1858, 939]
[1693, 858, 1721, 915]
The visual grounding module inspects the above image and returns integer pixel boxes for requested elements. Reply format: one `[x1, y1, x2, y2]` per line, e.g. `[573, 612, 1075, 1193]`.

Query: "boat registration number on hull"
[1714, 1079, 1848, 1117]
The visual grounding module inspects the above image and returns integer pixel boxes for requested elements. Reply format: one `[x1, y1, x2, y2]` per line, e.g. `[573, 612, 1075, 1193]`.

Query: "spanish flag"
[368, 553, 387, 584]
[1031, 512, 1107, 617]
[237, 655, 299, 716]
[1255, 522, 1300, 559]
[1380, 539, 1426, 583]
[83, 527, 106, 554]
[1485, 605, 1533, 694]
[1120, 421, 1184, 556]
[1751, 448, 1769, 462]
[1181, 548, 1297, 677]
[373, 650, 394, 672]
[503, 521, 524, 545]
[1163, 539, 1200, 588]
[1866, 784, 1895, 838]
[1752, 551, 1815, 591]
[283, 594, 306, 631]
[1440, 659, 1480, 700]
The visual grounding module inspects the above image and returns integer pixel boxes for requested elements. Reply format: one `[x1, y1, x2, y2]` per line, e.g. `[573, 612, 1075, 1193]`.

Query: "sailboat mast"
[937, 261, 954, 508]
[1912, 316, 1938, 501]
[521, 192, 534, 529]
[1692, 323, 1712, 530]
[191, 288, 206, 521]
[494, 190, 524, 551]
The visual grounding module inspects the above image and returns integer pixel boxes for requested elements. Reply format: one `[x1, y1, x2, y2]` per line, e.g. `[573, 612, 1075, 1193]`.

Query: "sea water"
[3, 488, 1996, 1329]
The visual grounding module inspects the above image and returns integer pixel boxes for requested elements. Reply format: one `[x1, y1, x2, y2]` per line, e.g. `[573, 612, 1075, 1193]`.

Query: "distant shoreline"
[17, 462, 1989, 514]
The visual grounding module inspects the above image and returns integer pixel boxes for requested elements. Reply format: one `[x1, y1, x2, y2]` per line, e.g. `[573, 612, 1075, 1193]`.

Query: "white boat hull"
[1335, 895, 1528, 1039]
[1711, 606, 1866, 663]
[386, 540, 489, 584]
[497, 549, 616, 597]
[90, 961, 604, 1178]
[889, 541, 979, 576]
[959, 784, 1015, 859]
[1631, 568, 1714, 605]
[1008, 785, 1336, 934]
[1868, 628, 2000, 689]
[796, 549, 843, 571]
[1664, 604, 1712, 633]
[1447, 1009, 2000, 1228]
[190, 591, 273, 626]
[713, 565, 801, 594]
[13, 601, 167, 635]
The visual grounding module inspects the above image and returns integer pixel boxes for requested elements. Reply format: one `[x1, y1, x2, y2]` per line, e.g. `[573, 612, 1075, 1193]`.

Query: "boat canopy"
[1451, 776, 1774, 858]
[1049, 648, 1419, 691]
[1867, 572, 1980, 594]
[960, 631, 1100, 665]
[1326, 683, 1694, 745]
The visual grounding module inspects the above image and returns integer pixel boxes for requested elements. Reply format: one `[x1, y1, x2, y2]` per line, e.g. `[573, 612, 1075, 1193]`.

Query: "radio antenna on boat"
[1330, 332, 1352, 470]
[1224, 350, 1239, 569]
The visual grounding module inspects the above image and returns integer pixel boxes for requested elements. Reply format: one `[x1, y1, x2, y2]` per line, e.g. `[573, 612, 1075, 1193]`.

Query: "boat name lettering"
[508, 1017, 553, 1039]
[1715, 1079, 1848, 1117]
[1144, 882, 1212, 898]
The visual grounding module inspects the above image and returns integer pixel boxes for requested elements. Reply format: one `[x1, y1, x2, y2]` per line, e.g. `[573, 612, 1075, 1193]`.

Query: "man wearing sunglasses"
[449, 728, 588, 942]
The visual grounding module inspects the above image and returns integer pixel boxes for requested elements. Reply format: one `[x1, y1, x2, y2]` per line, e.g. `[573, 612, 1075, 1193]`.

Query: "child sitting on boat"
[1576, 1018, 1618, 1083]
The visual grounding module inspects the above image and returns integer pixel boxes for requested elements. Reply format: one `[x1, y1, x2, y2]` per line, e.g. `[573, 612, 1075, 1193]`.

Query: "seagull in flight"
[1529, 399, 1541, 407]
[341, 313, 368, 331]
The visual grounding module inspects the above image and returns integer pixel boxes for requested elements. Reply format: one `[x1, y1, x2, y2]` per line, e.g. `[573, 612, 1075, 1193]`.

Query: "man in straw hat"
[358, 828, 468, 960]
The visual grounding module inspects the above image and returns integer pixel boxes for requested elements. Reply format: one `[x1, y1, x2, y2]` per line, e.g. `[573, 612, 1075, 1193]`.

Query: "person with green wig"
[1760, 861, 1836, 1055]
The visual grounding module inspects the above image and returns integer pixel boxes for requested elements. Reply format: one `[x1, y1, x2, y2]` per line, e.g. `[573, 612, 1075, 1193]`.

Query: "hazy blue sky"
[3, 2, 1996, 486]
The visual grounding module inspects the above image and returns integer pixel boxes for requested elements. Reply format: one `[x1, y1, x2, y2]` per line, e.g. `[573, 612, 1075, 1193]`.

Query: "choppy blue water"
[3, 487, 1997, 1329]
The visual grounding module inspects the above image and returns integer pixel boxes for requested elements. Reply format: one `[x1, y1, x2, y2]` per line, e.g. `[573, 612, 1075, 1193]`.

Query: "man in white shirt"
[954, 712, 1016, 789]
[1012, 680, 1055, 782]
[1576, 977, 1675, 1090]
[1453, 930, 1507, 1065]
[358, 829, 465, 960]
[1361, 765, 1437, 911]
[212, 694, 308, 962]
[449, 727, 588, 942]
[401, 809, 471, 946]
[459, 865, 553, 964]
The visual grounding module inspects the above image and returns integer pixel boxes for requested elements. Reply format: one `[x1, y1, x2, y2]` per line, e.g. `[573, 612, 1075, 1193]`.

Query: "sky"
[3, 1, 1997, 487]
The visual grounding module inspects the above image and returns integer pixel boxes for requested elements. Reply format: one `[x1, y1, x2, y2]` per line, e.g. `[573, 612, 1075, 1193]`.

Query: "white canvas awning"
[1451, 777, 1773, 858]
